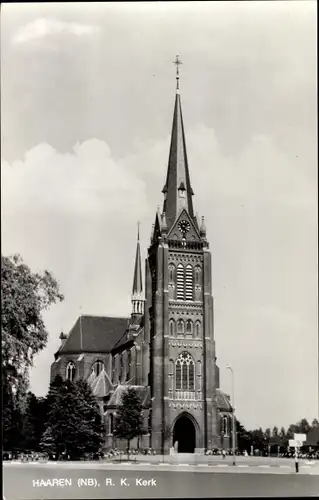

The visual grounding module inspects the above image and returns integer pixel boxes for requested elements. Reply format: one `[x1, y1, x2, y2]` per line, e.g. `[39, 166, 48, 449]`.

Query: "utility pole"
[227, 365, 236, 466]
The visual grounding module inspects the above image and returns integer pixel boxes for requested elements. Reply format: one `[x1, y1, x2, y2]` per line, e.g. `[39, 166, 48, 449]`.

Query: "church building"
[50, 57, 234, 454]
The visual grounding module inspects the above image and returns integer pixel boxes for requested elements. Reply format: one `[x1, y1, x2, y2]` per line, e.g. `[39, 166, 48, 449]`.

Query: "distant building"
[50, 60, 234, 453]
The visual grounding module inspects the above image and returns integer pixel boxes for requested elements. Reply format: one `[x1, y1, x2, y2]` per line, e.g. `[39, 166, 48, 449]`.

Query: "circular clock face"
[178, 220, 191, 233]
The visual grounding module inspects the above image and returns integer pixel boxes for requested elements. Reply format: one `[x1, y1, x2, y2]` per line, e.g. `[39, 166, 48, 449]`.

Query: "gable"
[58, 315, 128, 354]
[168, 209, 200, 242]
[216, 389, 233, 412]
[112, 324, 144, 353]
[151, 211, 162, 244]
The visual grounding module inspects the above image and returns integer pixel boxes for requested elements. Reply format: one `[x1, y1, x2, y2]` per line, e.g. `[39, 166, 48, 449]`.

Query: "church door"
[173, 414, 196, 453]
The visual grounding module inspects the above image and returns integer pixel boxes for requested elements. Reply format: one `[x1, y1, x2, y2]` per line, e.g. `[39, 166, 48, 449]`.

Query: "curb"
[5, 461, 318, 472]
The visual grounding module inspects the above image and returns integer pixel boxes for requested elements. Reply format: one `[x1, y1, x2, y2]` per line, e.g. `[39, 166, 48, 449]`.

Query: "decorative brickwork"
[49, 76, 232, 454]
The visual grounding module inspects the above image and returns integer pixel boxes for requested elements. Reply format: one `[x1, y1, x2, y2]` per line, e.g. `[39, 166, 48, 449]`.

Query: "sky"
[1, 1, 317, 431]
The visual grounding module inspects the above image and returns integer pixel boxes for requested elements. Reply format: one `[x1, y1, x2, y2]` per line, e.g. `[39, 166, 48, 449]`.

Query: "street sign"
[289, 440, 303, 448]
[294, 433, 306, 442]
[289, 439, 302, 448]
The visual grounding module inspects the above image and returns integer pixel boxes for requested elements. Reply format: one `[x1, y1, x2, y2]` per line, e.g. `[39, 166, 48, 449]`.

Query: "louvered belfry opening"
[176, 263, 194, 301]
[176, 264, 184, 299]
[185, 264, 193, 300]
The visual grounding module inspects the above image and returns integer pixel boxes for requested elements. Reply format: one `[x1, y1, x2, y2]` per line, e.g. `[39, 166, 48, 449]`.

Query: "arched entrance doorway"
[173, 414, 196, 453]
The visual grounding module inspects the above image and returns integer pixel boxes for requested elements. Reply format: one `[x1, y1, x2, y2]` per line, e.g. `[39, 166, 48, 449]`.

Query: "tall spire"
[132, 222, 143, 316]
[162, 55, 194, 230]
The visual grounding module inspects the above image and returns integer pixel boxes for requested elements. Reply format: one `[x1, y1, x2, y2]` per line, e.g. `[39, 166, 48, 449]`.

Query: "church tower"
[145, 56, 219, 453]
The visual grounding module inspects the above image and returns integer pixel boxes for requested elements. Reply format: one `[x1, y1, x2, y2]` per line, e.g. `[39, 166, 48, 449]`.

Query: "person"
[222, 449, 226, 460]
[174, 440, 178, 454]
[294, 452, 299, 473]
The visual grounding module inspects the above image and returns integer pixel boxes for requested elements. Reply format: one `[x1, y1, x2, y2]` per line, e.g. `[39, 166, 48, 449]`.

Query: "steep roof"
[90, 369, 114, 398]
[112, 316, 144, 352]
[58, 315, 128, 354]
[216, 389, 233, 412]
[162, 86, 194, 230]
[108, 385, 150, 407]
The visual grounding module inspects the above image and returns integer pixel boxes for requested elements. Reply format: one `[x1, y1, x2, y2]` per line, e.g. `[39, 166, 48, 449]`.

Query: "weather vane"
[173, 54, 182, 90]
[137, 221, 140, 241]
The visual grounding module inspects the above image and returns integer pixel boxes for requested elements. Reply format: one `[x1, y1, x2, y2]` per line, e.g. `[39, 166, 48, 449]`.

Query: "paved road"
[3, 462, 319, 499]
[105, 453, 319, 468]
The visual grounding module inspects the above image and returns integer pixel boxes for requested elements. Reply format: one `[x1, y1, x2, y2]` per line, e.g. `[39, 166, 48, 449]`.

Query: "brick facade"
[49, 80, 234, 454]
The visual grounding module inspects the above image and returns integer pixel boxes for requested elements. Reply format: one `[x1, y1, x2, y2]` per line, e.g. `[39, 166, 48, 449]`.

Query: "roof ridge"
[59, 316, 129, 354]
[81, 314, 128, 319]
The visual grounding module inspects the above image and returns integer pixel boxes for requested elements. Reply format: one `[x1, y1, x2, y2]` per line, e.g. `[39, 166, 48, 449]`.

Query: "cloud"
[12, 18, 98, 44]
[2, 127, 317, 429]
[2, 139, 148, 217]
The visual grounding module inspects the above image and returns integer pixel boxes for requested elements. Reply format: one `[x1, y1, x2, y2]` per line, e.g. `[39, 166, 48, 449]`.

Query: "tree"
[21, 392, 40, 450]
[250, 428, 265, 454]
[20, 393, 47, 451]
[264, 428, 271, 441]
[311, 419, 319, 428]
[161, 423, 173, 445]
[279, 427, 286, 438]
[279, 427, 287, 447]
[114, 388, 144, 460]
[2, 254, 63, 401]
[39, 427, 56, 455]
[160, 423, 173, 458]
[269, 426, 281, 451]
[42, 376, 104, 459]
[286, 424, 297, 439]
[235, 420, 252, 452]
[3, 379, 23, 450]
[297, 418, 311, 435]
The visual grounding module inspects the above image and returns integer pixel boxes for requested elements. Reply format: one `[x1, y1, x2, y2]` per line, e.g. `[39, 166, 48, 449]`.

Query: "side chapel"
[50, 56, 234, 453]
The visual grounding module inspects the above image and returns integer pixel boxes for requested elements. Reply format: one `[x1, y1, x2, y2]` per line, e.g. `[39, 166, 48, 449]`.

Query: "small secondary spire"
[132, 224, 143, 316]
[173, 54, 182, 92]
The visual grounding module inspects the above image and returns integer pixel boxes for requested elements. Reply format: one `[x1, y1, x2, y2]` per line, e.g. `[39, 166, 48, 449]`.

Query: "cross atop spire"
[137, 221, 140, 241]
[173, 54, 182, 92]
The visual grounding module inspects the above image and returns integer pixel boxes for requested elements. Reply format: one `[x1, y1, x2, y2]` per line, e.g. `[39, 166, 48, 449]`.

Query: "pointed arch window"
[168, 264, 176, 283]
[109, 413, 114, 434]
[175, 352, 195, 392]
[169, 319, 176, 336]
[223, 416, 228, 436]
[177, 319, 184, 335]
[176, 359, 182, 390]
[186, 320, 193, 336]
[195, 321, 201, 337]
[66, 362, 75, 382]
[197, 360, 202, 395]
[126, 350, 132, 381]
[119, 354, 123, 383]
[195, 266, 202, 285]
[169, 359, 174, 391]
[91, 360, 104, 377]
[112, 356, 116, 383]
